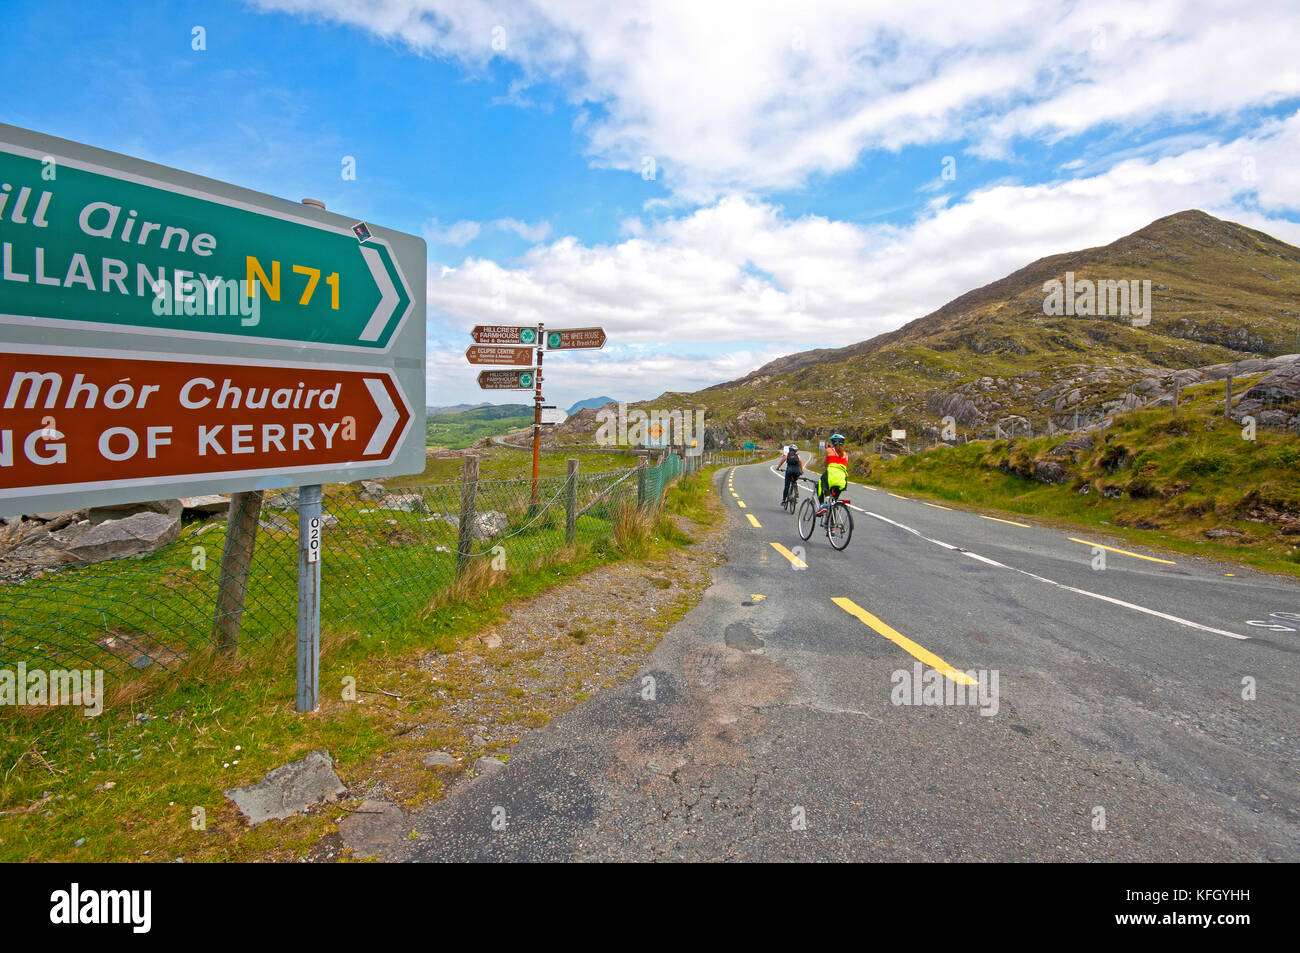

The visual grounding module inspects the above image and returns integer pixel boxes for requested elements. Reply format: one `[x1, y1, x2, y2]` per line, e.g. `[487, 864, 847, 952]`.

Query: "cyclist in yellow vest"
[816, 434, 849, 515]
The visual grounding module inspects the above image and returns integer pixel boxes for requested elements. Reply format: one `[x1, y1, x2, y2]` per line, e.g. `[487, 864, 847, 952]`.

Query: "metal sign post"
[296, 483, 322, 713]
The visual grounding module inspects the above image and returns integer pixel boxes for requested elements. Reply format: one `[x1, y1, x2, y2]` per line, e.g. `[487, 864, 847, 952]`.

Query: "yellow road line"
[833, 598, 977, 686]
[1068, 537, 1176, 566]
[979, 515, 1029, 528]
[769, 542, 806, 568]
[737, 501, 747, 508]
[746, 514, 762, 528]
[888, 493, 910, 501]
[921, 501, 952, 510]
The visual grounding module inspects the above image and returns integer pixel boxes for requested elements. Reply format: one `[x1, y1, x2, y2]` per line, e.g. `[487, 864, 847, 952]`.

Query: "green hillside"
[552, 210, 1300, 448]
[867, 372, 1300, 575]
[426, 404, 533, 449]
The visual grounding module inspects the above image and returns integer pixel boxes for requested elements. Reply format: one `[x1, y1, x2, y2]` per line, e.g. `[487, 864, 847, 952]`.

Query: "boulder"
[88, 499, 181, 525]
[1234, 358, 1300, 416]
[471, 510, 508, 541]
[224, 750, 347, 825]
[262, 489, 300, 509]
[180, 495, 230, 517]
[337, 798, 408, 861]
[259, 514, 295, 535]
[25, 510, 87, 529]
[930, 392, 982, 427]
[383, 493, 427, 514]
[62, 511, 180, 563]
[1035, 460, 1068, 484]
[473, 756, 506, 778]
[1049, 433, 1094, 457]
[359, 480, 388, 502]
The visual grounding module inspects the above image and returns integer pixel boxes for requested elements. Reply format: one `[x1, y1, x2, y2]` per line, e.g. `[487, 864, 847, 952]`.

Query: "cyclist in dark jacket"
[777, 444, 803, 505]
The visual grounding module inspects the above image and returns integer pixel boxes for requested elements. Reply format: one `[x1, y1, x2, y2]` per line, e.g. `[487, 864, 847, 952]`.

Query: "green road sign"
[0, 124, 427, 514]
[0, 125, 415, 352]
[743, 442, 756, 450]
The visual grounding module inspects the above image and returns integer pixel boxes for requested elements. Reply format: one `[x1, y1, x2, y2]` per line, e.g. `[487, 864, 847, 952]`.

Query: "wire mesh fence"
[0, 454, 685, 684]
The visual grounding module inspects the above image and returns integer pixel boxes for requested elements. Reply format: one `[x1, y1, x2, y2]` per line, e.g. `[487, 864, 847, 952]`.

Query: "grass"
[0, 460, 719, 862]
[867, 376, 1300, 576]
[426, 405, 533, 450]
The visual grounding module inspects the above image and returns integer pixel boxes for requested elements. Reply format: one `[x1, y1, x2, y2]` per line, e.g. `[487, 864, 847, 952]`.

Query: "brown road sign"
[478, 368, 537, 390]
[1, 344, 412, 513]
[472, 325, 539, 346]
[545, 327, 606, 350]
[465, 344, 535, 366]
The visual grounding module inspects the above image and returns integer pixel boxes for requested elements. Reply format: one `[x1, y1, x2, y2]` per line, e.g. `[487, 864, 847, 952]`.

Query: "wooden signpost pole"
[532, 323, 544, 508]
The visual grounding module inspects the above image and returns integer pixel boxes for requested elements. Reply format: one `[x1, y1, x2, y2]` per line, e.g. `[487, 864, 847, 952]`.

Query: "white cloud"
[423, 218, 482, 246]
[424, 114, 1300, 403]
[493, 217, 552, 242]
[255, 0, 1300, 198]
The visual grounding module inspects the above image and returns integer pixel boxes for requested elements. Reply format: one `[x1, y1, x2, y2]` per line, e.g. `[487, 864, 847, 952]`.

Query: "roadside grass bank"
[0, 467, 724, 862]
[863, 378, 1300, 577]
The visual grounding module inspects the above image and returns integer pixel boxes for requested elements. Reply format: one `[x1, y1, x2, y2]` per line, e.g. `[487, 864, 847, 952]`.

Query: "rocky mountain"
[558, 210, 1300, 446]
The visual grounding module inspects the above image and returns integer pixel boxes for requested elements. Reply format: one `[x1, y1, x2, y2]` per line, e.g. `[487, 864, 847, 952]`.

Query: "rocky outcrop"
[62, 511, 181, 563]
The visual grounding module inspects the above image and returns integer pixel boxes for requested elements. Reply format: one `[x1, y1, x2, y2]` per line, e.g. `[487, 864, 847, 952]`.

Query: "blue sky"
[4, 0, 1299, 409]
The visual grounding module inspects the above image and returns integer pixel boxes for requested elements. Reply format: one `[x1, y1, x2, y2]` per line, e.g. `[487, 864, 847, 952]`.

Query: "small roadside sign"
[546, 327, 606, 350]
[473, 325, 538, 346]
[465, 344, 534, 366]
[477, 368, 536, 390]
[743, 441, 755, 450]
[891, 429, 907, 440]
[540, 407, 566, 424]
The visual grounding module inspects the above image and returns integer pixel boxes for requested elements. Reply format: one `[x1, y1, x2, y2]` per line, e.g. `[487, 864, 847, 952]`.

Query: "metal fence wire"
[0, 455, 685, 683]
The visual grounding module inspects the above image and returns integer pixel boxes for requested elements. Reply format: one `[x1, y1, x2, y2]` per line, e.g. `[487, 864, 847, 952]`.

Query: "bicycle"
[796, 476, 853, 550]
[781, 473, 800, 514]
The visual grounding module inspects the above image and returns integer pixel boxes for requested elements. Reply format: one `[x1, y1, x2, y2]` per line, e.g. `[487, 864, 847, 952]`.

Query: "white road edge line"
[761, 460, 1248, 640]
[867, 510, 1249, 641]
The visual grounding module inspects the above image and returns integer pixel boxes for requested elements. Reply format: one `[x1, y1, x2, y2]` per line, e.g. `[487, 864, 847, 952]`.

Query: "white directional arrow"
[359, 245, 400, 343]
[364, 376, 401, 455]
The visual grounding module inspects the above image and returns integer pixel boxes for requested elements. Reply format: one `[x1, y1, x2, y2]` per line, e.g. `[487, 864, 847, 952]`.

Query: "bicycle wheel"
[797, 497, 817, 540]
[785, 484, 798, 514]
[827, 502, 853, 550]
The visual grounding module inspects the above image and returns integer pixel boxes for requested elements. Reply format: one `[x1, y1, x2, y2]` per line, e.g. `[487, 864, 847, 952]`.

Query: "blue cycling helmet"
[830, 433, 845, 444]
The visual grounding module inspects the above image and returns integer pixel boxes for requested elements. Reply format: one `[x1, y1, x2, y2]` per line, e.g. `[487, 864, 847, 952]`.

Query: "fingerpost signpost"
[0, 123, 427, 713]
[469, 324, 605, 503]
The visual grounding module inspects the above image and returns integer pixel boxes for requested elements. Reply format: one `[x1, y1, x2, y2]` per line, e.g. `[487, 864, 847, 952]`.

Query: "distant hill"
[555, 210, 1300, 446]
[428, 402, 531, 416]
[567, 396, 617, 414]
[426, 404, 535, 449]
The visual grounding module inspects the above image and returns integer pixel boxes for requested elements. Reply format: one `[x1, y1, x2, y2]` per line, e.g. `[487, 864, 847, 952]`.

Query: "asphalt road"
[406, 460, 1298, 861]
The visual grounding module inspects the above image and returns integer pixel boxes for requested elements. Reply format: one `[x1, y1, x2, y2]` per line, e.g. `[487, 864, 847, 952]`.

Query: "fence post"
[637, 456, 648, 508]
[296, 484, 322, 714]
[565, 457, 578, 546]
[212, 490, 262, 654]
[456, 454, 479, 576]
[1224, 366, 1234, 419]
[1173, 377, 1180, 415]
